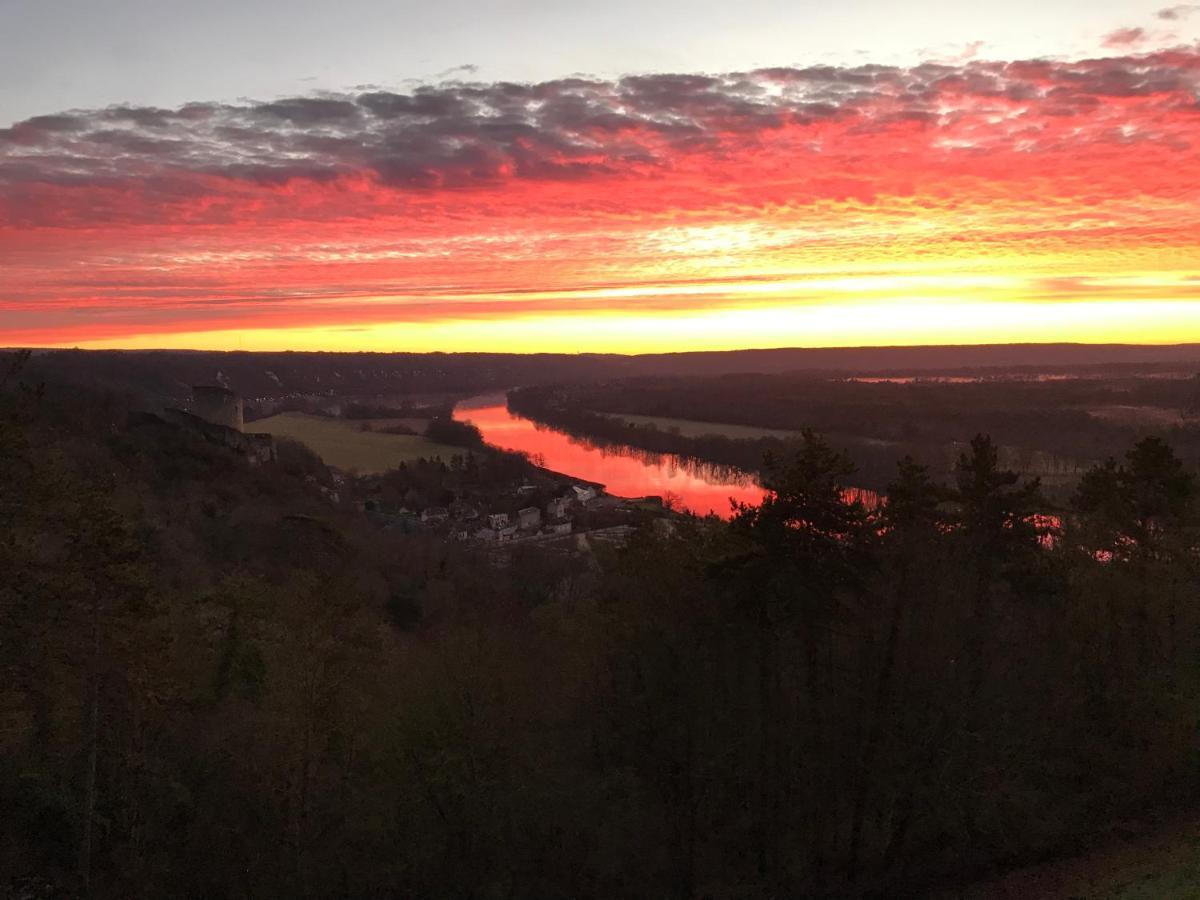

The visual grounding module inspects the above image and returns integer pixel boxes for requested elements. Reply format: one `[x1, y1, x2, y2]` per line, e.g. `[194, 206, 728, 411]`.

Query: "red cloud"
[2, 48, 1199, 347]
[1103, 27, 1148, 47]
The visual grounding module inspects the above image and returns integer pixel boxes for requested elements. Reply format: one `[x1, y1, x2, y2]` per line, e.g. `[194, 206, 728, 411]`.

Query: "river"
[454, 395, 766, 518]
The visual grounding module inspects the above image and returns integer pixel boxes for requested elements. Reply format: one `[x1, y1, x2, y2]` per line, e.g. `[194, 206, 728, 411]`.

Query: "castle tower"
[191, 385, 243, 432]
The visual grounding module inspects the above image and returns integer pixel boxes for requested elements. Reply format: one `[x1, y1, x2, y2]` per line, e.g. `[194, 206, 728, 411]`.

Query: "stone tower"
[191, 385, 243, 432]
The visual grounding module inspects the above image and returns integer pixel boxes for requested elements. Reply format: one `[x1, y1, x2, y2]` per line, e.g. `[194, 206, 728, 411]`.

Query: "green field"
[599, 411, 800, 440]
[354, 417, 431, 434]
[252, 412, 464, 473]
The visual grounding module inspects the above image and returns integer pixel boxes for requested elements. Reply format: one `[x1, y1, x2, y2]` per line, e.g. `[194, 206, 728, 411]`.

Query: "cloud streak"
[4, 48, 1198, 218]
[1159, 5, 1200, 20]
[1103, 27, 1148, 47]
[2, 46, 1199, 348]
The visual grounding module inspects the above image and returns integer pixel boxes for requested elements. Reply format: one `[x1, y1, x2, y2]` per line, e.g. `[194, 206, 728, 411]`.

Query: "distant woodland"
[510, 374, 1200, 494]
[5, 352, 1200, 897]
[21, 345, 1200, 409]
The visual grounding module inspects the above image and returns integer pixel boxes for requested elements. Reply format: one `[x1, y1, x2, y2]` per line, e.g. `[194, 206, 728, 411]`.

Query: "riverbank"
[454, 397, 765, 517]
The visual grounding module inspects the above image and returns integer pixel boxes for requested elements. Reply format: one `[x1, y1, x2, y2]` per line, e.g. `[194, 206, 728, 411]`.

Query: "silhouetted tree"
[849, 456, 945, 884]
[720, 432, 874, 889]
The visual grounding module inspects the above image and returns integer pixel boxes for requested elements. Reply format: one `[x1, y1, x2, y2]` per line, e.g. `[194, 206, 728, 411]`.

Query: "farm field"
[252, 412, 463, 473]
[1086, 405, 1191, 427]
[356, 417, 430, 434]
[598, 411, 800, 440]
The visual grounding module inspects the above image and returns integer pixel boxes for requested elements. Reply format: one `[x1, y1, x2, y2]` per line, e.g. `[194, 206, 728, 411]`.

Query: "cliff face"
[191, 385, 243, 431]
[161, 408, 276, 464]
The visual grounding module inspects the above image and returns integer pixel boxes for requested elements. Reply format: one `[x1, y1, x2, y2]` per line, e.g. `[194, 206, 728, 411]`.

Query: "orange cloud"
[2, 48, 1199, 350]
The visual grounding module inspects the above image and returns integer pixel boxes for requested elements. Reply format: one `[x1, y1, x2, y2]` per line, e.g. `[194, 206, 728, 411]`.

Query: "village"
[152, 383, 682, 553]
[364, 479, 676, 548]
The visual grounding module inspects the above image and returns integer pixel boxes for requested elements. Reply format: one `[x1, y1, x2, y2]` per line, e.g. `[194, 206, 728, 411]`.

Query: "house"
[652, 518, 679, 538]
[517, 483, 537, 495]
[488, 512, 510, 530]
[420, 507, 450, 524]
[497, 524, 519, 542]
[627, 495, 664, 511]
[543, 520, 572, 537]
[517, 506, 542, 530]
[381, 511, 421, 534]
[571, 485, 597, 504]
[589, 525, 636, 547]
[545, 496, 570, 519]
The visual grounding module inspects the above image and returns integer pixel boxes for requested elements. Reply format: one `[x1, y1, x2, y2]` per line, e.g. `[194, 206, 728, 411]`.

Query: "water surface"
[456, 396, 765, 518]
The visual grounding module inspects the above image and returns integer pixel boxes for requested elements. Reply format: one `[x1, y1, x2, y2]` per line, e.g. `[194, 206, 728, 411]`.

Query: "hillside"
[7, 355, 1200, 898]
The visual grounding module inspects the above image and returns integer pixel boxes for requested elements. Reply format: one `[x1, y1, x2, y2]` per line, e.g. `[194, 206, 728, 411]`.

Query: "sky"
[2, 0, 1199, 352]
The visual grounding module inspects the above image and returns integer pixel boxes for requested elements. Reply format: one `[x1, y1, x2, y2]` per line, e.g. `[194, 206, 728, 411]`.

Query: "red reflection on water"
[458, 401, 765, 518]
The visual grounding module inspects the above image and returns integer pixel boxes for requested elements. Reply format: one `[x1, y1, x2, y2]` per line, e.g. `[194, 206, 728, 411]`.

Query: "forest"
[21, 347, 1200, 417]
[5, 353, 1200, 897]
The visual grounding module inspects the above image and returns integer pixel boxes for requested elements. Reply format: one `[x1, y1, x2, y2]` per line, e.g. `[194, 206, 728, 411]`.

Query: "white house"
[453, 503, 480, 522]
[571, 485, 597, 504]
[488, 512, 510, 530]
[517, 506, 542, 530]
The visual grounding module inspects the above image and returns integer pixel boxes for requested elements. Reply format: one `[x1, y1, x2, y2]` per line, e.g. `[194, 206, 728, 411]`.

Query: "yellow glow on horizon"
[59, 298, 1200, 354]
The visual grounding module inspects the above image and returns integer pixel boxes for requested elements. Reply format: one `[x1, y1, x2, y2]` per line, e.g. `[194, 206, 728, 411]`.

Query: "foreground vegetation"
[5, 357, 1200, 897]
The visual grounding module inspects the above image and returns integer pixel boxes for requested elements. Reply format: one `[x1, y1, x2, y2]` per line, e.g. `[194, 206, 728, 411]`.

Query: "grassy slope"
[357, 417, 432, 433]
[252, 412, 463, 473]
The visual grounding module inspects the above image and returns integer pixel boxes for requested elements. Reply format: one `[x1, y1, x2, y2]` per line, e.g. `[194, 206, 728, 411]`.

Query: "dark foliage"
[4, 365, 1200, 898]
[425, 415, 485, 448]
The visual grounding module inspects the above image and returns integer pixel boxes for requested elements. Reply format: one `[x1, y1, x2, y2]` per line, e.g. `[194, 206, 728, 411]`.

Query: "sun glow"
[66, 297, 1200, 354]
[4, 49, 1200, 351]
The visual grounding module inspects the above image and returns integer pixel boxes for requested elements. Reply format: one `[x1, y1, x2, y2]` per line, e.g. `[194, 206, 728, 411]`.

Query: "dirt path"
[938, 817, 1200, 899]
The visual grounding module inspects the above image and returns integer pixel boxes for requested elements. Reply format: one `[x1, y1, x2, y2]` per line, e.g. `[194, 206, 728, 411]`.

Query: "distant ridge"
[594, 342, 1200, 374]
[10, 343, 1200, 407]
[14, 341, 1200, 370]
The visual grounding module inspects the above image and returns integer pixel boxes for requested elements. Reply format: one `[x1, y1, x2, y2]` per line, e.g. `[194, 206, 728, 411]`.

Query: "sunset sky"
[2, 1, 1199, 352]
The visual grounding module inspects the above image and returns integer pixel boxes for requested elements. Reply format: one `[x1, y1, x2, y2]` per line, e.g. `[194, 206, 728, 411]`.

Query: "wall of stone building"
[192, 385, 243, 432]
